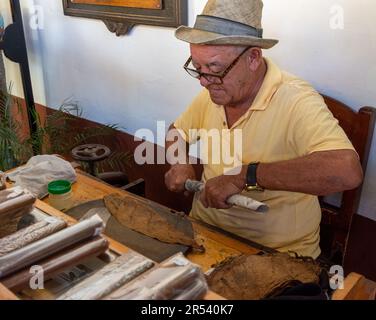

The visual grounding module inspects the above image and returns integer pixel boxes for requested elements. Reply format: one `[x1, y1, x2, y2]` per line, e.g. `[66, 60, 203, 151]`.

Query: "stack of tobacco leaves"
[0, 215, 109, 292]
[58, 251, 155, 300]
[0, 187, 36, 238]
[104, 252, 208, 300]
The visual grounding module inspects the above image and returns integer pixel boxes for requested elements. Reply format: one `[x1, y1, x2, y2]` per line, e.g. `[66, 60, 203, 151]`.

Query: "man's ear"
[248, 48, 263, 72]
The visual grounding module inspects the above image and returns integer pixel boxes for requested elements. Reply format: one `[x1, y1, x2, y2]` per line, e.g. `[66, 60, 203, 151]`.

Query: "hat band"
[194, 15, 263, 38]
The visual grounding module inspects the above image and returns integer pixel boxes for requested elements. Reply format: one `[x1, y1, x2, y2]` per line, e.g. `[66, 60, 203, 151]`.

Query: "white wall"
[1, 0, 375, 220]
[1, 0, 46, 102]
[262, 0, 376, 221]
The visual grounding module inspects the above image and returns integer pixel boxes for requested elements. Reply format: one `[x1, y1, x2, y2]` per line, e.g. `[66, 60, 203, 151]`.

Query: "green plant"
[0, 89, 132, 175]
[41, 99, 132, 175]
[0, 87, 33, 171]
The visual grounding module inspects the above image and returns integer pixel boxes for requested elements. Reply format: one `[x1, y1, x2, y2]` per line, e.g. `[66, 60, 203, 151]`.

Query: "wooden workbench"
[43, 171, 261, 271]
[32, 199, 226, 300]
[1, 170, 263, 300]
[2, 170, 375, 300]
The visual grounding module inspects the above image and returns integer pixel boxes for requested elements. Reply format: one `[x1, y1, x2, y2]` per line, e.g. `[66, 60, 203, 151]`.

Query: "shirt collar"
[250, 57, 282, 111]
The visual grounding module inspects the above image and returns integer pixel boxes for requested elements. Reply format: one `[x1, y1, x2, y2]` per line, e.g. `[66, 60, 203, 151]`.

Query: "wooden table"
[43, 171, 261, 272]
[4, 170, 261, 300]
[3, 170, 375, 300]
[40, 170, 266, 300]
[35, 170, 376, 301]
[32, 199, 226, 300]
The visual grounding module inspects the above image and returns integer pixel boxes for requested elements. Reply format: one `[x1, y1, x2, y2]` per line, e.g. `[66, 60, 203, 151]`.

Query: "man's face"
[189, 44, 254, 106]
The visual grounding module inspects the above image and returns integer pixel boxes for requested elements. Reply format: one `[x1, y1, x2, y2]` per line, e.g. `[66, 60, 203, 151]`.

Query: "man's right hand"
[165, 164, 196, 193]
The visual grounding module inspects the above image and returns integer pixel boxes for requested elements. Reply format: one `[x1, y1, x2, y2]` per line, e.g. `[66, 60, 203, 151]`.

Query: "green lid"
[48, 180, 71, 195]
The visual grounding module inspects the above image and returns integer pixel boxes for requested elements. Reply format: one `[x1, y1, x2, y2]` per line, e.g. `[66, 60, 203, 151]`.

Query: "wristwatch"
[245, 162, 264, 192]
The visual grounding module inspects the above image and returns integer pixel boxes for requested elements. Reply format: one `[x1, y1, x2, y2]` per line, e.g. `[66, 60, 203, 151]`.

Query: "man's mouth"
[207, 86, 223, 92]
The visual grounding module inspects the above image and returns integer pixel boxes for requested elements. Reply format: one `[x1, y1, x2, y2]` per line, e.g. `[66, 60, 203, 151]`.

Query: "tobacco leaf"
[206, 252, 322, 300]
[104, 193, 202, 251]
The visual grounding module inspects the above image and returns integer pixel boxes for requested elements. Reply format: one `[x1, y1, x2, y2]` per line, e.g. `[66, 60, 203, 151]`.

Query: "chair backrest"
[319, 95, 376, 262]
[343, 213, 376, 281]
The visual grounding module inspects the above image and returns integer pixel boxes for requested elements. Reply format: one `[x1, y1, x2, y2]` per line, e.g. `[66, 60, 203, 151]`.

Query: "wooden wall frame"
[62, 0, 188, 36]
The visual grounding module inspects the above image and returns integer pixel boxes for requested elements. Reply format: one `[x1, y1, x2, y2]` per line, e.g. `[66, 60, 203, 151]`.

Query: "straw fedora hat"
[175, 0, 278, 49]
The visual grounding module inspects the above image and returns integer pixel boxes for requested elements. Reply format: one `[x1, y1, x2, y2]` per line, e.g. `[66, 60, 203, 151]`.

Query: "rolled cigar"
[105, 253, 202, 300]
[0, 186, 24, 203]
[185, 179, 268, 213]
[0, 217, 67, 257]
[0, 215, 104, 278]
[226, 194, 269, 213]
[0, 193, 36, 215]
[0, 190, 36, 238]
[174, 279, 208, 300]
[2, 237, 109, 293]
[58, 251, 154, 300]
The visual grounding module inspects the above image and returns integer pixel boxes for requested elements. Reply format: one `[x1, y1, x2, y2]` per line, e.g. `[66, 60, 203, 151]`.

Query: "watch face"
[246, 185, 264, 192]
[245, 185, 257, 192]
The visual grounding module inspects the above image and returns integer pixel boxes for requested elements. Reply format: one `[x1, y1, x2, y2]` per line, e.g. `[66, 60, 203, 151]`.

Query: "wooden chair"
[343, 213, 376, 282]
[319, 95, 376, 264]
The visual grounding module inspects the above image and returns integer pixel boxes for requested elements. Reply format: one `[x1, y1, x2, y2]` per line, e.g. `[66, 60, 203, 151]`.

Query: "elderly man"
[164, 0, 362, 258]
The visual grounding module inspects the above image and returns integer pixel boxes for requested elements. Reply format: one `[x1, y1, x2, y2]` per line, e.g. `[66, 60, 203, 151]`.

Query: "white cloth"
[7, 155, 76, 199]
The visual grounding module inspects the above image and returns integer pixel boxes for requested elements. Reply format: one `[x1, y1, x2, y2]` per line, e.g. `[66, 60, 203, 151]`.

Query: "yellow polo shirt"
[174, 58, 355, 258]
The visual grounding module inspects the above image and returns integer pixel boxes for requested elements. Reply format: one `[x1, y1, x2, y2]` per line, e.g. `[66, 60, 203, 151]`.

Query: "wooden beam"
[71, 0, 162, 9]
[0, 283, 18, 300]
[332, 272, 376, 300]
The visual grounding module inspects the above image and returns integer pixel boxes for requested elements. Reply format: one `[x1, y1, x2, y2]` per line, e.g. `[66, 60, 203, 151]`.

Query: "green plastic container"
[48, 180, 72, 210]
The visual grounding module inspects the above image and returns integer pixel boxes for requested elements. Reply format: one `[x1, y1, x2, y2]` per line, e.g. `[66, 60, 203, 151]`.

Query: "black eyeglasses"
[183, 46, 251, 84]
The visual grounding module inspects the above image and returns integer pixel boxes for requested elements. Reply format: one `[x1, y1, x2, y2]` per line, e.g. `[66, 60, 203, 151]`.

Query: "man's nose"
[199, 75, 211, 87]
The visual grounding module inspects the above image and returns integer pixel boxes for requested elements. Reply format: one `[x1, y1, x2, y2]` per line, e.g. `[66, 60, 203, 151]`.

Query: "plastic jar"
[48, 180, 73, 211]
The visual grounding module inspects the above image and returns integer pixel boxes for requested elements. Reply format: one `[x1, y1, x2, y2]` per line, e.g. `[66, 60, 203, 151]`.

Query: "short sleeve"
[289, 93, 356, 156]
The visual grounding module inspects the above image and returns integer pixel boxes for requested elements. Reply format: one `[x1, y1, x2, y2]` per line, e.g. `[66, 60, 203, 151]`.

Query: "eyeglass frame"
[183, 46, 252, 84]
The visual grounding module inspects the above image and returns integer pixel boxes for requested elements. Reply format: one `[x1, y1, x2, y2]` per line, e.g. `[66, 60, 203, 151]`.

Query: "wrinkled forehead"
[189, 44, 243, 63]
[190, 44, 243, 54]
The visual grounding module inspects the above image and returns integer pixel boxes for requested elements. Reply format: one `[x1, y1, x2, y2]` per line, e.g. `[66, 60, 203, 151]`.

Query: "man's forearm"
[253, 150, 363, 196]
[200, 149, 362, 210]
[164, 124, 197, 192]
[233, 150, 362, 196]
[165, 124, 190, 165]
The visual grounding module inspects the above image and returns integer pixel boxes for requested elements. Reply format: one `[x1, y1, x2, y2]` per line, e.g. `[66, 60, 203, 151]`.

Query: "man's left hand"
[200, 171, 246, 209]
